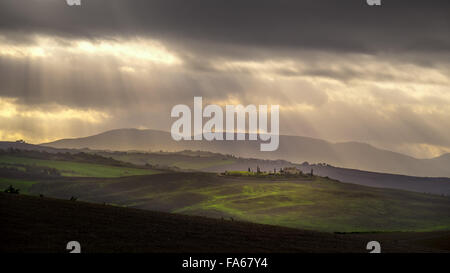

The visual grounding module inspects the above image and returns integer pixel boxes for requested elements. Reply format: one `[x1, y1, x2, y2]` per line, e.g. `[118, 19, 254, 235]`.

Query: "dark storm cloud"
[0, 0, 449, 54]
[0, 53, 247, 110]
[0, 0, 449, 158]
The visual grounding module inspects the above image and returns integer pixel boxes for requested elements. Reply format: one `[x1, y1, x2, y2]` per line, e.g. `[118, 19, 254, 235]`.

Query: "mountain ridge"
[41, 128, 450, 177]
[1, 140, 449, 195]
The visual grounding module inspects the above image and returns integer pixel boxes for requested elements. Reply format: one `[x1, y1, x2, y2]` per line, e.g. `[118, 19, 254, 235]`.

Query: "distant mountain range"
[1, 139, 450, 195]
[42, 128, 450, 177]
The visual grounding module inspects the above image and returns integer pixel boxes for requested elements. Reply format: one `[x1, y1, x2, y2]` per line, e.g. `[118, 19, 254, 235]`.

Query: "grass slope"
[12, 172, 450, 233]
[0, 155, 160, 177]
[62, 149, 450, 196]
[171, 175, 450, 232]
[107, 151, 236, 170]
[2, 192, 448, 253]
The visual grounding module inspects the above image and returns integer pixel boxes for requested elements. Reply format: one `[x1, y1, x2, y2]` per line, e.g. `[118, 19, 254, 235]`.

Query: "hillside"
[97, 150, 450, 196]
[0, 149, 162, 178]
[42, 128, 450, 177]
[1, 192, 449, 253]
[3, 169, 450, 233]
[2, 143, 450, 195]
[1, 149, 450, 252]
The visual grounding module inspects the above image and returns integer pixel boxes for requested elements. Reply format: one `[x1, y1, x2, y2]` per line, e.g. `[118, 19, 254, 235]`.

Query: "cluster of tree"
[4, 185, 20, 194]
[0, 148, 157, 171]
[24, 165, 61, 177]
[0, 149, 125, 166]
[0, 165, 61, 179]
[223, 166, 314, 178]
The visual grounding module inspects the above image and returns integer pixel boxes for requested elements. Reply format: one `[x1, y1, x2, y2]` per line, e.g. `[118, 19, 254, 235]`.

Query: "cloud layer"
[0, 0, 449, 158]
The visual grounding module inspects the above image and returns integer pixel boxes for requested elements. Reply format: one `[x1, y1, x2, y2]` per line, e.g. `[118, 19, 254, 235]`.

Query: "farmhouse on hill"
[282, 167, 301, 175]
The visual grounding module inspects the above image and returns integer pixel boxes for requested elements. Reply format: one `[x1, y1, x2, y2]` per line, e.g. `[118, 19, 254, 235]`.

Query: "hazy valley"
[43, 128, 450, 177]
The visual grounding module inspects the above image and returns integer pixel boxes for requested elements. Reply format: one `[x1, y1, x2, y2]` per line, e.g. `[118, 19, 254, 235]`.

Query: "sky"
[0, 0, 449, 158]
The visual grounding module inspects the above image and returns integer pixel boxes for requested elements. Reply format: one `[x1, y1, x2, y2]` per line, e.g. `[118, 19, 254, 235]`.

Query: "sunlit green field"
[17, 172, 450, 233]
[0, 155, 160, 177]
[2, 151, 449, 233]
[170, 177, 450, 232]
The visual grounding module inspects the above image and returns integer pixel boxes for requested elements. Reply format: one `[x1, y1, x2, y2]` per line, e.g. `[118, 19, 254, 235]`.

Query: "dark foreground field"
[1, 193, 449, 253]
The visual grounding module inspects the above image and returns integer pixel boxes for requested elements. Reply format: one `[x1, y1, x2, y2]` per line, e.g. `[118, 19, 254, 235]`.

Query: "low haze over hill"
[2, 141, 450, 195]
[44, 129, 450, 178]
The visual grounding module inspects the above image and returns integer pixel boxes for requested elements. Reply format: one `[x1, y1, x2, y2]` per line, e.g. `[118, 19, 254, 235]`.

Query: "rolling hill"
[3, 192, 449, 253]
[1, 149, 450, 254]
[2, 141, 450, 195]
[42, 128, 450, 177]
[0, 155, 160, 177]
[3, 166, 450, 233]
[91, 149, 450, 196]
